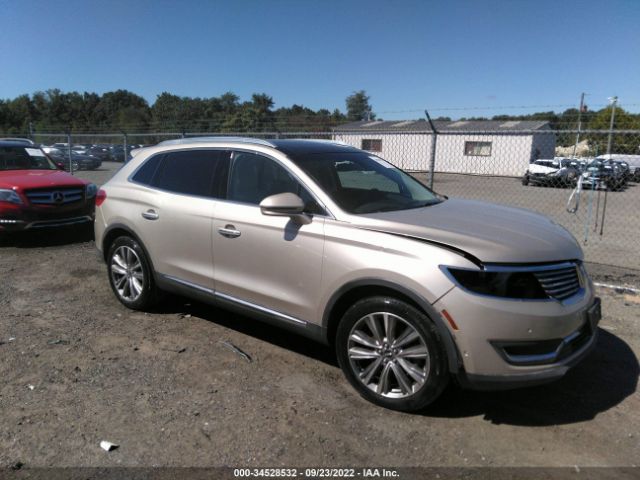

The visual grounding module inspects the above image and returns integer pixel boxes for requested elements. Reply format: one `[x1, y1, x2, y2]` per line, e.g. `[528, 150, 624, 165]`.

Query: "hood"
[528, 164, 558, 174]
[355, 198, 582, 265]
[0, 170, 89, 190]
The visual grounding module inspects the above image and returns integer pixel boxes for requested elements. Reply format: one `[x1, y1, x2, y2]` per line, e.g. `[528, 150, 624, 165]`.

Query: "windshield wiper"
[408, 200, 441, 209]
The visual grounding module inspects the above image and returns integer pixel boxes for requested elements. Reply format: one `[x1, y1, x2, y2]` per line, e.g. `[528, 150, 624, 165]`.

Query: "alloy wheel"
[110, 245, 145, 302]
[347, 312, 430, 398]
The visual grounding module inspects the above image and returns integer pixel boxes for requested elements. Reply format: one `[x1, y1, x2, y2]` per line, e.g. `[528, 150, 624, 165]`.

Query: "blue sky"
[1, 0, 639, 119]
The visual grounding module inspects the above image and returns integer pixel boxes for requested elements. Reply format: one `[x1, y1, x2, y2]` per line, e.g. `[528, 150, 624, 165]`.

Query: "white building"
[333, 120, 555, 176]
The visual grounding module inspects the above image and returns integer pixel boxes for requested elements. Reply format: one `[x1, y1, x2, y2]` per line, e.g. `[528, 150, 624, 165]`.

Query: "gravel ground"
[0, 162, 638, 469]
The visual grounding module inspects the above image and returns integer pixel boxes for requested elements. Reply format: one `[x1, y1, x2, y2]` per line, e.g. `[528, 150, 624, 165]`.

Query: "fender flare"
[321, 278, 461, 374]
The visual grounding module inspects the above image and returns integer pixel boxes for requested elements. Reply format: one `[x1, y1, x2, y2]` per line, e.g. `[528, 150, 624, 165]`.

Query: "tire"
[521, 175, 529, 186]
[106, 236, 158, 310]
[335, 296, 449, 412]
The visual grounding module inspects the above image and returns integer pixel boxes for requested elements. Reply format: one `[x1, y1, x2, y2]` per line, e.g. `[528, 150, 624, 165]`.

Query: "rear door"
[136, 149, 229, 290]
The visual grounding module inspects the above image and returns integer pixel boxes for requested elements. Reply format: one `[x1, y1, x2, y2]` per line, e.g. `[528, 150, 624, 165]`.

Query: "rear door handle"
[141, 209, 159, 220]
[218, 225, 241, 238]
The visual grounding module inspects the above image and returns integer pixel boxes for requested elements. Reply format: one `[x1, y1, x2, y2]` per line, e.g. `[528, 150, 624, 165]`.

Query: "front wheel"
[335, 297, 449, 412]
[107, 236, 158, 310]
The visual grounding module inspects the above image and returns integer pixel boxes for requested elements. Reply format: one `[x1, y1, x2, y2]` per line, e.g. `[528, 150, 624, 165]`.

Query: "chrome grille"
[25, 187, 84, 205]
[533, 265, 581, 301]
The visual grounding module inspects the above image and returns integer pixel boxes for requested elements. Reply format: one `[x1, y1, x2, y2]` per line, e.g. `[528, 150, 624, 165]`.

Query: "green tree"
[585, 106, 640, 154]
[346, 90, 375, 121]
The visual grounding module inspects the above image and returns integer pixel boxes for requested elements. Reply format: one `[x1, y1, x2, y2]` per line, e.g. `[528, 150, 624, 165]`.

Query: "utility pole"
[606, 96, 618, 155]
[424, 109, 438, 189]
[571, 93, 585, 159]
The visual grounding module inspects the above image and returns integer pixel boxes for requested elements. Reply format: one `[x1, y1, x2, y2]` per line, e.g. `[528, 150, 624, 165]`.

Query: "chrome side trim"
[25, 215, 93, 229]
[159, 274, 308, 327]
[214, 292, 307, 326]
[162, 274, 214, 294]
[498, 322, 592, 366]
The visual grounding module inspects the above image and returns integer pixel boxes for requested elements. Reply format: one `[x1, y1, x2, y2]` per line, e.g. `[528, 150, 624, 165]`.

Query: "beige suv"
[95, 137, 601, 411]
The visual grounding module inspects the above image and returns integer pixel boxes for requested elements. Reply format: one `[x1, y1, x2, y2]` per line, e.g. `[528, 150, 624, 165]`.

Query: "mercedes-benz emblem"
[52, 191, 64, 204]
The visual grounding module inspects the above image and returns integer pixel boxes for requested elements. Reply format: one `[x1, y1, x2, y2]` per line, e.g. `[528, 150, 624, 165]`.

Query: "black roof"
[269, 139, 361, 155]
[0, 140, 39, 148]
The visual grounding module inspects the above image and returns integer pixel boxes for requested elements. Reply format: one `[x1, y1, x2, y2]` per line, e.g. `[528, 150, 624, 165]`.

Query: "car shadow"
[155, 296, 638, 426]
[427, 329, 638, 426]
[0, 224, 94, 248]
[159, 295, 338, 367]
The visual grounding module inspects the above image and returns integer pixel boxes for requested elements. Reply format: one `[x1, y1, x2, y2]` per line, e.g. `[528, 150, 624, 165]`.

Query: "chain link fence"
[31, 127, 640, 270]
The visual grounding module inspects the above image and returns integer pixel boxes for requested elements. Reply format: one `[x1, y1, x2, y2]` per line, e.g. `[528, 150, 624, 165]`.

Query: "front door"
[212, 151, 325, 323]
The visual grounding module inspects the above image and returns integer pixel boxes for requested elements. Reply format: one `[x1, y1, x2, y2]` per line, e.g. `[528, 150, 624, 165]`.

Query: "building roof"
[333, 119, 550, 133]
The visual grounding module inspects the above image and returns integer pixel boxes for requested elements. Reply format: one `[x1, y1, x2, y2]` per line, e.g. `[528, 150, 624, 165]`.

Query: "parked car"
[86, 145, 112, 162]
[68, 151, 102, 170]
[41, 147, 80, 171]
[581, 159, 626, 190]
[596, 154, 640, 182]
[109, 144, 135, 162]
[0, 137, 35, 145]
[95, 137, 600, 412]
[522, 158, 580, 187]
[0, 141, 97, 232]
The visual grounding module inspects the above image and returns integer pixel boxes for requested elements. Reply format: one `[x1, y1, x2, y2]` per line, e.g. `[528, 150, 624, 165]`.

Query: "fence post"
[424, 110, 438, 189]
[66, 131, 74, 175]
[123, 132, 128, 163]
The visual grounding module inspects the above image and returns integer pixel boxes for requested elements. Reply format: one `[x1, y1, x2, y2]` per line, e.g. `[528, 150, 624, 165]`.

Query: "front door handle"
[141, 209, 159, 220]
[218, 224, 241, 238]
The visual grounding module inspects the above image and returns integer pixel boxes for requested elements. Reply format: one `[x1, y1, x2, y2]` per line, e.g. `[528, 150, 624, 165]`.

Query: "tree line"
[0, 89, 377, 135]
[1, 88, 639, 148]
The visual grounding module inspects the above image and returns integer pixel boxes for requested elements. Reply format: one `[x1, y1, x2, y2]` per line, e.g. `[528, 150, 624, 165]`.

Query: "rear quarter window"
[131, 154, 163, 185]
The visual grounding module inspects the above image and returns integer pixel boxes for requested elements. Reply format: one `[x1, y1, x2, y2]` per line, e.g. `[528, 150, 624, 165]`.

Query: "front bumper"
[458, 297, 601, 390]
[0, 202, 95, 232]
[433, 279, 600, 389]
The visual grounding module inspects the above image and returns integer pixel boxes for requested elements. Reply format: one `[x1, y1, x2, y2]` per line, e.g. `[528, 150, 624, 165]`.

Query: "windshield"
[0, 146, 57, 171]
[290, 151, 442, 214]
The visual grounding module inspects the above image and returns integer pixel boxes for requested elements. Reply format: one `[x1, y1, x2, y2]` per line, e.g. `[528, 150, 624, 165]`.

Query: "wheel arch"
[101, 224, 158, 281]
[322, 279, 462, 374]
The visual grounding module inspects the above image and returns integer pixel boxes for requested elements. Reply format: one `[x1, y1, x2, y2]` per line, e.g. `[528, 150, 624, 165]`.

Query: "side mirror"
[56, 162, 65, 170]
[260, 192, 309, 222]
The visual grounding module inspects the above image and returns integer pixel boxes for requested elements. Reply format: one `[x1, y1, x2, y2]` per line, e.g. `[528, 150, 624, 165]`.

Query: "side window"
[227, 152, 323, 214]
[131, 154, 163, 185]
[153, 150, 223, 197]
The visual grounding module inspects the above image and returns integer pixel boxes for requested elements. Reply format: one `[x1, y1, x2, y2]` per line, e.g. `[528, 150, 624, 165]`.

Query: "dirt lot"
[0, 162, 639, 469]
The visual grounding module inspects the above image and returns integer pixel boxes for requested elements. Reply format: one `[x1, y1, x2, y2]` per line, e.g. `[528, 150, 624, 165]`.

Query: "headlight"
[0, 189, 23, 205]
[445, 267, 547, 299]
[86, 183, 98, 198]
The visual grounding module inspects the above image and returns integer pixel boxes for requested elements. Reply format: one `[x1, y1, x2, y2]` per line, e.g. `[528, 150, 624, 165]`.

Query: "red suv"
[0, 141, 97, 232]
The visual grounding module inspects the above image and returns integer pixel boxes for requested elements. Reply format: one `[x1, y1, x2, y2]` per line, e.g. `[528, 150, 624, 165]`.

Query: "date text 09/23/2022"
[233, 468, 399, 478]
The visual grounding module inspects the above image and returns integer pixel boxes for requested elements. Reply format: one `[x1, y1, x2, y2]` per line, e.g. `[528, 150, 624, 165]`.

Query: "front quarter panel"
[319, 219, 476, 324]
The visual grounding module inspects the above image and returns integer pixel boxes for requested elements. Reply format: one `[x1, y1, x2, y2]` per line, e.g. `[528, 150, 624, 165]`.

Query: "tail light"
[95, 189, 107, 206]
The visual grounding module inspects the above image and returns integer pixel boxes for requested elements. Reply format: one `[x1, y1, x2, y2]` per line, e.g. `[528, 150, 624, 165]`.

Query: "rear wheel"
[336, 296, 449, 411]
[107, 236, 158, 310]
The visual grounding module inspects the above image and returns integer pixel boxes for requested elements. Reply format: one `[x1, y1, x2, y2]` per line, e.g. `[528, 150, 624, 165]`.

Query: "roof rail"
[156, 136, 277, 148]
